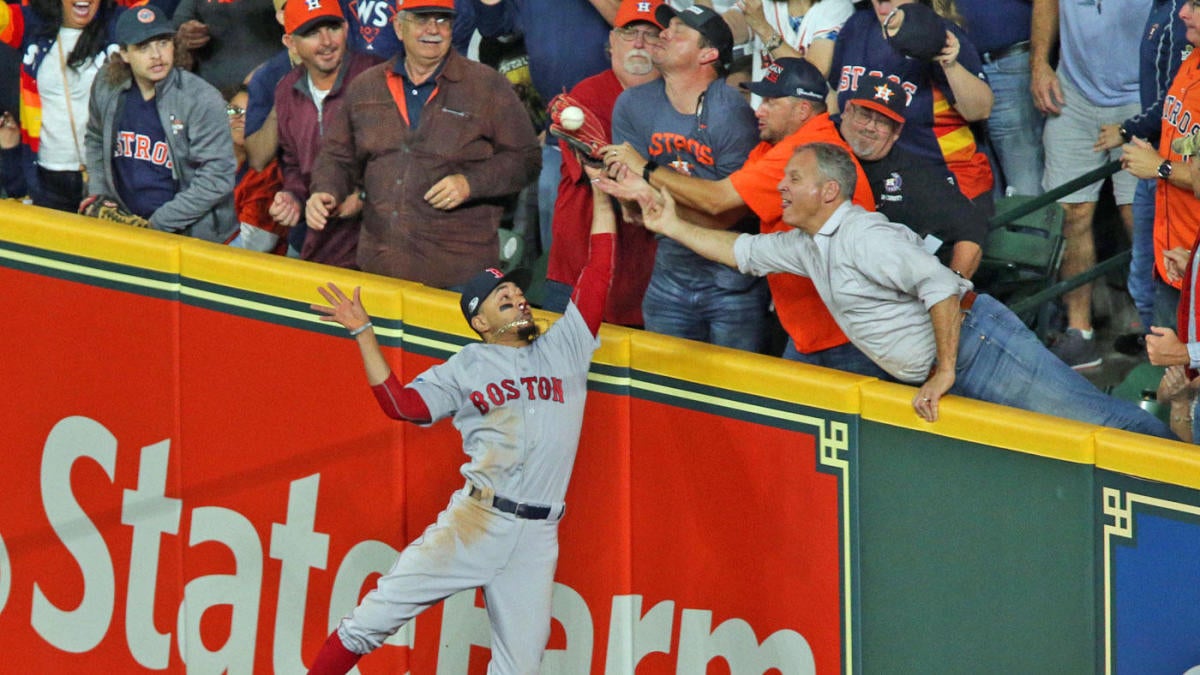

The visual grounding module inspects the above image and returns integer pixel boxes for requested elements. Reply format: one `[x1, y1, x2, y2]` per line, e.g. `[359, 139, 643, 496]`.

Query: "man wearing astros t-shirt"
[603, 56, 886, 376]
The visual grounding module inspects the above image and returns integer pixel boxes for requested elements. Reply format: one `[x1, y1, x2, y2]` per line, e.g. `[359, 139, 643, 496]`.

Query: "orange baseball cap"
[284, 0, 344, 35]
[615, 0, 665, 29]
[397, 0, 457, 14]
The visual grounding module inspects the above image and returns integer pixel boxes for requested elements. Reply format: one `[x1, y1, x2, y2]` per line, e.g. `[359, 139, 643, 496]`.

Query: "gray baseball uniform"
[328, 234, 614, 674]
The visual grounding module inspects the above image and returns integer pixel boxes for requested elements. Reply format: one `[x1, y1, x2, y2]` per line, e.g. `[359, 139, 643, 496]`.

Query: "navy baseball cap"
[883, 2, 945, 62]
[116, 6, 175, 47]
[845, 73, 907, 123]
[741, 57, 827, 102]
[655, 4, 733, 67]
[460, 267, 532, 324]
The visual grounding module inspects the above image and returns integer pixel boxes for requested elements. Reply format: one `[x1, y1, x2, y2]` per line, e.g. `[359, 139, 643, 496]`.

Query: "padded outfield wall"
[0, 203, 1198, 674]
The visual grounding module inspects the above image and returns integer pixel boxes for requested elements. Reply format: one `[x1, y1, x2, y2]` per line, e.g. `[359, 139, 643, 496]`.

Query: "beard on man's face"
[623, 49, 654, 76]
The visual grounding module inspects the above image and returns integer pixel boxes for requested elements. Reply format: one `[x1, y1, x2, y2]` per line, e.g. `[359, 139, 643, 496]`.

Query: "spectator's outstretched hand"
[592, 161, 654, 205]
[637, 186, 674, 236]
[601, 142, 647, 180]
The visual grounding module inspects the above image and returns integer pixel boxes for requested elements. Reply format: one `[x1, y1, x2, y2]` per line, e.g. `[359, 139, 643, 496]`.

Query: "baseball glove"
[79, 195, 151, 228]
[546, 93, 608, 166]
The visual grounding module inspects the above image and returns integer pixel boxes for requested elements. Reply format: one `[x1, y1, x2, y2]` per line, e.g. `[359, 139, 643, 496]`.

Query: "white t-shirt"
[747, 0, 854, 107]
[307, 77, 331, 127]
[36, 27, 103, 170]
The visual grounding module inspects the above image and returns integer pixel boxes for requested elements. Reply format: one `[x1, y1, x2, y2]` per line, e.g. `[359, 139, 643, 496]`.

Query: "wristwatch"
[1158, 160, 1174, 180]
[1119, 125, 1132, 143]
[642, 160, 658, 183]
[762, 32, 784, 52]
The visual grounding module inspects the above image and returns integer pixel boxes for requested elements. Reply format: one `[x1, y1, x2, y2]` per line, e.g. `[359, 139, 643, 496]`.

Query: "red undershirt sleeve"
[569, 232, 615, 337]
[370, 372, 432, 423]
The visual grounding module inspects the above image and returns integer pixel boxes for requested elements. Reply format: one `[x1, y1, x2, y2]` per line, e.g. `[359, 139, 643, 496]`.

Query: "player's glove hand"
[546, 93, 608, 166]
[80, 195, 151, 228]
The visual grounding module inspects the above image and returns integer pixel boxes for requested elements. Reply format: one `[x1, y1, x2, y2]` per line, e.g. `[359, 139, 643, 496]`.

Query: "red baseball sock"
[307, 630, 362, 675]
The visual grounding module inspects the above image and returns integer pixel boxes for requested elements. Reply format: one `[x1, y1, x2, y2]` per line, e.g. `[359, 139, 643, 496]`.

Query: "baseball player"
[306, 175, 616, 675]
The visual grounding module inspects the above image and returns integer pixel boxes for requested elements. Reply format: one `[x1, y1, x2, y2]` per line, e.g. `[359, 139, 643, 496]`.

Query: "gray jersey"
[408, 303, 600, 505]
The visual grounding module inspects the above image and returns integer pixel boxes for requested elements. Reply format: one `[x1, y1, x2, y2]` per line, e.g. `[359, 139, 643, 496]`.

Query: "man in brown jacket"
[306, 0, 540, 289]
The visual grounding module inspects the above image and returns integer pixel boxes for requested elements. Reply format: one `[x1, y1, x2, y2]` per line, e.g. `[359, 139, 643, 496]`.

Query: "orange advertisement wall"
[0, 209, 852, 673]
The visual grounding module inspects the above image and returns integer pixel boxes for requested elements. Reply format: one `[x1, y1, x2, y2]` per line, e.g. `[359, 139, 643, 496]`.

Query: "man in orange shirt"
[1122, 0, 1200, 337]
[601, 57, 886, 375]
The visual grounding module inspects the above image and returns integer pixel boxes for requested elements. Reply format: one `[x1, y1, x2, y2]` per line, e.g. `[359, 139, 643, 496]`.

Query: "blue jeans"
[641, 261, 771, 354]
[981, 49, 1045, 197]
[538, 144, 561, 256]
[1130, 179, 1157, 330]
[1154, 278, 1180, 332]
[1192, 397, 1200, 445]
[782, 338, 893, 380]
[952, 294, 1174, 438]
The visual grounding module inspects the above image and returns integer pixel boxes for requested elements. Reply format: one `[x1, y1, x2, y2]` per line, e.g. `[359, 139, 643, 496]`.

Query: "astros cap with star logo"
[845, 73, 907, 124]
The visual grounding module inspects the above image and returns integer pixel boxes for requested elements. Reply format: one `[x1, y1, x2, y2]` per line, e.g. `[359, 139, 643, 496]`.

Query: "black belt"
[981, 40, 1030, 64]
[468, 485, 559, 520]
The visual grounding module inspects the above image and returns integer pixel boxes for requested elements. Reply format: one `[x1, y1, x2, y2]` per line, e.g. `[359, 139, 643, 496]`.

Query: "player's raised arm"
[570, 167, 618, 335]
[312, 283, 431, 423]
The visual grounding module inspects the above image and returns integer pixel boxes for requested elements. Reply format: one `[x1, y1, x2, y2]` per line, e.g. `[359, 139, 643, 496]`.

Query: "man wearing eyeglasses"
[269, 0, 381, 268]
[307, 0, 540, 289]
[837, 73, 987, 279]
[541, 0, 664, 326]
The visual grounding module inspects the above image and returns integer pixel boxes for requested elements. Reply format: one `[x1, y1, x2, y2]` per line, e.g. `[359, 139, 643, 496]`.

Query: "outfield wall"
[0, 203, 1197, 674]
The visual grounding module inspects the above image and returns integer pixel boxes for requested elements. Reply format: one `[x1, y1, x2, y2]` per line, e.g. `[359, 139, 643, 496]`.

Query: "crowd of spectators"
[0, 0, 1199, 439]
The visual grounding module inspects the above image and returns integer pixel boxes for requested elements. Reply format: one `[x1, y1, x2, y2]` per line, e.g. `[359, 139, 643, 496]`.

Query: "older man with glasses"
[307, 0, 541, 290]
[837, 73, 987, 279]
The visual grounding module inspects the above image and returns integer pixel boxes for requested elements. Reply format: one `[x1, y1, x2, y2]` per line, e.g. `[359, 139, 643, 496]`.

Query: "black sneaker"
[1113, 332, 1147, 356]
[1051, 328, 1103, 370]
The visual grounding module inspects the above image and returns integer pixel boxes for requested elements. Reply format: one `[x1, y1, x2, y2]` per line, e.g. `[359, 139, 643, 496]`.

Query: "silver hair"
[795, 142, 858, 200]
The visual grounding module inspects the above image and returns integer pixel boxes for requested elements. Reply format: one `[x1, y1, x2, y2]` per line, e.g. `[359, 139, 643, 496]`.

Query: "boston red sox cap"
[741, 57, 827, 102]
[460, 267, 532, 324]
[845, 73, 907, 124]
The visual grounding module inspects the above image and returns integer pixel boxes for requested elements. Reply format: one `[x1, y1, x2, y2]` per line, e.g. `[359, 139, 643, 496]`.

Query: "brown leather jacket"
[310, 50, 541, 289]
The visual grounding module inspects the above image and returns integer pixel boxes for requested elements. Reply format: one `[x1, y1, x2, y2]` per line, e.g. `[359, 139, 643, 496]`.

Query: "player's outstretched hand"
[312, 283, 371, 333]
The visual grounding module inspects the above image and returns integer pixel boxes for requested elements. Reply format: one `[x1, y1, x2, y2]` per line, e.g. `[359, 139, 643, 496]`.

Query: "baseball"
[560, 106, 585, 131]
